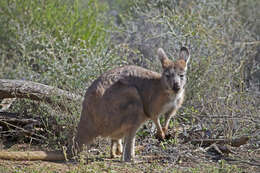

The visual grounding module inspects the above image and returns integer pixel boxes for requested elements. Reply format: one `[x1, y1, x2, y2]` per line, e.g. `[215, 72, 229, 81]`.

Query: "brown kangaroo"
[76, 47, 190, 161]
[0, 47, 190, 162]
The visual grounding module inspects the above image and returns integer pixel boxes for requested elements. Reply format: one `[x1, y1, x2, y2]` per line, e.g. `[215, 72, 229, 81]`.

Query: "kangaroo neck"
[137, 77, 178, 118]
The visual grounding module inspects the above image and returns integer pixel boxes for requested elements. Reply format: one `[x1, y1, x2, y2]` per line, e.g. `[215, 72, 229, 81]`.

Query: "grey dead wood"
[0, 79, 83, 110]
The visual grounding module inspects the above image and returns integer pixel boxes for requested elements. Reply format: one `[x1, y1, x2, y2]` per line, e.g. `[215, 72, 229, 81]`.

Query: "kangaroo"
[76, 47, 190, 161]
[0, 47, 190, 162]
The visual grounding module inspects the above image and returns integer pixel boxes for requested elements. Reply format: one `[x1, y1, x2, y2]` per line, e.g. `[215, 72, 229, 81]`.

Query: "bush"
[0, 0, 109, 46]
[113, 0, 259, 137]
[0, 0, 259, 148]
[0, 0, 126, 147]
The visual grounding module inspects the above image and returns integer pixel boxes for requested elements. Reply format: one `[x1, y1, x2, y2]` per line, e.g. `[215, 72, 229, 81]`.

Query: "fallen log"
[0, 79, 83, 110]
[0, 151, 65, 161]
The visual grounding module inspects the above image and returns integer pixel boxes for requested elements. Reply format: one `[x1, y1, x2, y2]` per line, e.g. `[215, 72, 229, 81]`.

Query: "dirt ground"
[0, 127, 260, 173]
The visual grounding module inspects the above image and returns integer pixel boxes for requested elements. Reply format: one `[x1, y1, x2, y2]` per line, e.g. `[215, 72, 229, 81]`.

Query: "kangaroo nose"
[172, 83, 180, 91]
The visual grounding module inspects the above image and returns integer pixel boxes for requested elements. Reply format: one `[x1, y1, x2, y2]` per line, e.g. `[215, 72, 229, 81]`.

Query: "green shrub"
[0, 0, 126, 147]
[114, 0, 259, 137]
[0, 0, 109, 47]
[0, 0, 259, 149]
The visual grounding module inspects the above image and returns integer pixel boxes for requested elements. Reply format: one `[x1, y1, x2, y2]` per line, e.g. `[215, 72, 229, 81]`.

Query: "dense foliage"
[110, 0, 260, 138]
[0, 0, 259, 150]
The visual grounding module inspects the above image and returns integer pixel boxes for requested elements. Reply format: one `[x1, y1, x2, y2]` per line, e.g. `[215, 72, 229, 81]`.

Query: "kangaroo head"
[157, 47, 190, 92]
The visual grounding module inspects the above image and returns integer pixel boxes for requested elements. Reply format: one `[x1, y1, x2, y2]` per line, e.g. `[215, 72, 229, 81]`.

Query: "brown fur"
[76, 47, 190, 162]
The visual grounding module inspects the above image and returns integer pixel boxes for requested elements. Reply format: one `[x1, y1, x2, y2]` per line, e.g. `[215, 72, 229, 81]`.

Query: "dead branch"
[0, 118, 47, 140]
[0, 79, 83, 110]
[205, 143, 235, 155]
[0, 112, 40, 125]
[190, 136, 250, 147]
[0, 151, 65, 161]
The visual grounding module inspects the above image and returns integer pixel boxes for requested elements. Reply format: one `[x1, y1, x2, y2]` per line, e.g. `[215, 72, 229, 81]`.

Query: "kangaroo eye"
[165, 73, 170, 78]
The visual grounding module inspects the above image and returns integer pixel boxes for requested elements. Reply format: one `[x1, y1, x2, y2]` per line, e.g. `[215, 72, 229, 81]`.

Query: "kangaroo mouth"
[172, 85, 180, 92]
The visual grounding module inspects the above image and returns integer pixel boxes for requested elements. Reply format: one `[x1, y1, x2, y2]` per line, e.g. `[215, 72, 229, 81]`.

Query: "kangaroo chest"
[159, 90, 184, 116]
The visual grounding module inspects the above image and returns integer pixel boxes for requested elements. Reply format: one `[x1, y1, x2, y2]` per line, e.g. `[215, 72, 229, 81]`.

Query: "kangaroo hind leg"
[110, 139, 123, 158]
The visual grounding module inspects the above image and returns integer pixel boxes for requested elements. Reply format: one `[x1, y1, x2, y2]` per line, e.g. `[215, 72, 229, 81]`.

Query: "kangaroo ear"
[179, 47, 190, 64]
[157, 48, 170, 68]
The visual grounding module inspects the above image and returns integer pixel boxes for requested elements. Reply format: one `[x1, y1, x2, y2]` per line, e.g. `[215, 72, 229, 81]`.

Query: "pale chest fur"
[159, 89, 184, 116]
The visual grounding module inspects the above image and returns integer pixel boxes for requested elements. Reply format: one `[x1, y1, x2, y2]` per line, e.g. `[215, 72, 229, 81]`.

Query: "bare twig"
[0, 119, 47, 140]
